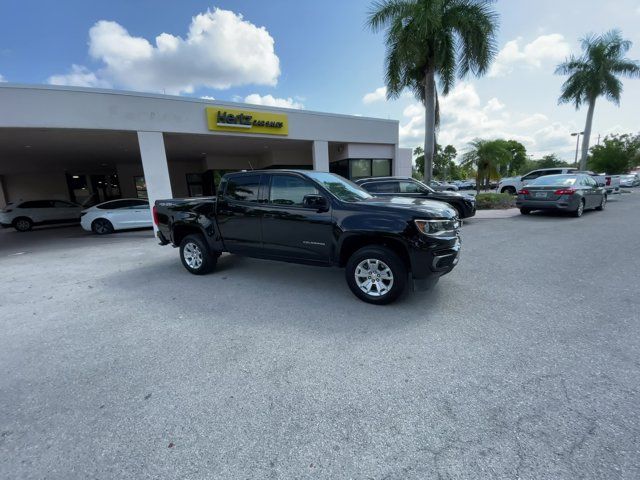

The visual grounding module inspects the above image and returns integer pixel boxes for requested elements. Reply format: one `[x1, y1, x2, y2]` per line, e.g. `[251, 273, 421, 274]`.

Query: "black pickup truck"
[154, 170, 461, 304]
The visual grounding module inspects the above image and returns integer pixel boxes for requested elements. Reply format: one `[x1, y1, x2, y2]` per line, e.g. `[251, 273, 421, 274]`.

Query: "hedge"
[475, 193, 516, 210]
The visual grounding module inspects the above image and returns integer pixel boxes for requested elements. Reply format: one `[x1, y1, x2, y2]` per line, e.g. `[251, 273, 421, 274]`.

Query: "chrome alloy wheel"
[354, 258, 394, 297]
[577, 200, 584, 217]
[183, 242, 203, 270]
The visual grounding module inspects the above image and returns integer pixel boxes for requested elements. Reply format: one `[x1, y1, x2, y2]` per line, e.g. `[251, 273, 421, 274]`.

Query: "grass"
[475, 192, 516, 210]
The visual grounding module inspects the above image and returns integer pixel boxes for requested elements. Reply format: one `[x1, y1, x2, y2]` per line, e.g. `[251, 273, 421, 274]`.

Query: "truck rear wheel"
[180, 234, 216, 275]
[345, 246, 407, 305]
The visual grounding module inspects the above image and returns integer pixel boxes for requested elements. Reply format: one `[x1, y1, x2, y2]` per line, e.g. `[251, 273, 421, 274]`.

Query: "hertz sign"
[206, 107, 289, 136]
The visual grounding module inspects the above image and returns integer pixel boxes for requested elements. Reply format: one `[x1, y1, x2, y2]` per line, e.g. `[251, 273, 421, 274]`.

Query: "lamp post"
[571, 131, 584, 168]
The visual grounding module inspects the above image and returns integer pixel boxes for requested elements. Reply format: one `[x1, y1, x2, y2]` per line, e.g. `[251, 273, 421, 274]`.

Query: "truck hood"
[356, 196, 457, 218]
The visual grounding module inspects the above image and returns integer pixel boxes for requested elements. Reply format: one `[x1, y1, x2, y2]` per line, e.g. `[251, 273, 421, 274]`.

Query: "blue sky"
[1, 0, 639, 159]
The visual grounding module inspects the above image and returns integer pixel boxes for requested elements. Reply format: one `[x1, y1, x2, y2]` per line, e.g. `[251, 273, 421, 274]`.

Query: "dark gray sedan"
[516, 174, 606, 217]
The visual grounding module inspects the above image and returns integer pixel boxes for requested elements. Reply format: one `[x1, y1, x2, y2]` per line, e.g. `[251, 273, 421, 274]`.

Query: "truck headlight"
[414, 219, 459, 236]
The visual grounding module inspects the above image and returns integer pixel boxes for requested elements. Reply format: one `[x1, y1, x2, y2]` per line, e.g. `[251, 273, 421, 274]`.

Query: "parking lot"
[1, 194, 639, 479]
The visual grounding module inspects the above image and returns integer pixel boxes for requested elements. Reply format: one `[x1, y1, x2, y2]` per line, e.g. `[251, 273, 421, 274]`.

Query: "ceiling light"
[72, 175, 80, 179]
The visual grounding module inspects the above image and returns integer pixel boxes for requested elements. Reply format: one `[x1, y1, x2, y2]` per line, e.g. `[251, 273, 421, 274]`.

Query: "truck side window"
[399, 181, 422, 193]
[225, 175, 260, 202]
[366, 182, 398, 193]
[269, 175, 319, 207]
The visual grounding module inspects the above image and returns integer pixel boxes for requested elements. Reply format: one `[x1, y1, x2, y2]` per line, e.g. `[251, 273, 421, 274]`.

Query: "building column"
[137, 131, 172, 233]
[312, 140, 329, 172]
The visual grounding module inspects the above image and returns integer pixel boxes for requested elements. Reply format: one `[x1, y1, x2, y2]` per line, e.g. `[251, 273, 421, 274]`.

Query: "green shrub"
[475, 193, 516, 210]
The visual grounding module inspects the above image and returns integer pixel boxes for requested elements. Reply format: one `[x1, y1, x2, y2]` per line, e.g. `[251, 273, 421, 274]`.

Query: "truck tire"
[520, 208, 531, 215]
[345, 246, 407, 305]
[180, 234, 216, 275]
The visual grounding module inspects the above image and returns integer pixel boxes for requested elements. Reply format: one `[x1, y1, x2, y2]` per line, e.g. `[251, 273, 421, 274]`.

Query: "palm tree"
[367, 0, 498, 182]
[556, 30, 640, 170]
[461, 139, 511, 193]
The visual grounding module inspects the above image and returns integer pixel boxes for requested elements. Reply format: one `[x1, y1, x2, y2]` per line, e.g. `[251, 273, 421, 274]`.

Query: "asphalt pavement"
[1, 193, 639, 479]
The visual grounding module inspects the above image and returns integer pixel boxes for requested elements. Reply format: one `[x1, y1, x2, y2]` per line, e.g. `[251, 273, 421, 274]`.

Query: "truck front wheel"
[345, 246, 407, 305]
[180, 234, 217, 275]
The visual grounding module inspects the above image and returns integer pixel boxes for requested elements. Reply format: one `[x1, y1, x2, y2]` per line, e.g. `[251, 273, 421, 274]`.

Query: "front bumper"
[408, 232, 462, 280]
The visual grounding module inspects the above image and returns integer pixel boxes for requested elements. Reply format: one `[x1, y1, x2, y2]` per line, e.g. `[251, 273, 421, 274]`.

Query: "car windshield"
[530, 175, 577, 186]
[304, 172, 372, 202]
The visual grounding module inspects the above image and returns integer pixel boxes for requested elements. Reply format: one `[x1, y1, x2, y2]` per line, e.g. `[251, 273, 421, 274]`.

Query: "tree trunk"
[423, 67, 436, 183]
[580, 98, 596, 170]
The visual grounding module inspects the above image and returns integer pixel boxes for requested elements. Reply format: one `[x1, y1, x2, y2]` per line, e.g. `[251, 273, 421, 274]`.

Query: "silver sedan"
[516, 174, 606, 218]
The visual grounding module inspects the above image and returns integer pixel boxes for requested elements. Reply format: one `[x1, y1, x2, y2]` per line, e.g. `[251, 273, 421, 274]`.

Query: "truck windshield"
[305, 172, 373, 202]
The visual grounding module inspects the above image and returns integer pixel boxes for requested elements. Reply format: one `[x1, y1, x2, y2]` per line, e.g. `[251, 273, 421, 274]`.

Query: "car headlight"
[414, 219, 459, 236]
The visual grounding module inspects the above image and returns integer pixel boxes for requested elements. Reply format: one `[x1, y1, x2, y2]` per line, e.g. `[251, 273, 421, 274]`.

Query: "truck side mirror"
[303, 194, 329, 212]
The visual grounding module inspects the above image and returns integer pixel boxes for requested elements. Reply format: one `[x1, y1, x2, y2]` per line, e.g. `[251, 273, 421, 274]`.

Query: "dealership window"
[186, 173, 204, 197]
[350, 159, 371, 179]
[330, 159, 393, 180]
[372, 159, 392, 177]
[134, 176, 148, 199]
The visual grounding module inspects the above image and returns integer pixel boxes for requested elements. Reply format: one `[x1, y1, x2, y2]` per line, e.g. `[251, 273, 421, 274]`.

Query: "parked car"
[620, 173, 640, 187]
[0, 199, 82, 231]
[516, 174, 606, 217]
[81, 198, 152, 234]
[429, 180, 459, 191]
[355, 176, 476, 219]
[499, 167, 577, 194]
[154, 170, 461, 305]
[458, 180, 477, 190]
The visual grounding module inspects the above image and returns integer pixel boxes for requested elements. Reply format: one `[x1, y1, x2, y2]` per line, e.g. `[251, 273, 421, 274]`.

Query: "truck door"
[215, 174, 264, 255]
[260, 173, 333, 263]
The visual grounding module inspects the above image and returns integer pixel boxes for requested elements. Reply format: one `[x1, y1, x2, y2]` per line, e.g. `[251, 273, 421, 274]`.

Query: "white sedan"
[81, 198, 153, 234]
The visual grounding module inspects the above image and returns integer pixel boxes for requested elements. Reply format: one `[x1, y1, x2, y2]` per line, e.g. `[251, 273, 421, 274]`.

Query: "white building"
[0, 84, 411, 210]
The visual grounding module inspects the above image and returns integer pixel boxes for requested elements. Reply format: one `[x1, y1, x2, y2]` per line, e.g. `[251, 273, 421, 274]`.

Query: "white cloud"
[362, 86, 387, 104]
[200, 95, 215, 100]
[47, 64, 111, 88]
[489, 34, 571, 77]
[49, 8, 280, 94]
[515, 113, 548, 128]
[484, 98, 505, 112]
[0, 74, 6, 82]
[243, 93, 304, 109]
[399, 82, 575, 158]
